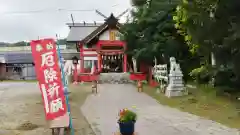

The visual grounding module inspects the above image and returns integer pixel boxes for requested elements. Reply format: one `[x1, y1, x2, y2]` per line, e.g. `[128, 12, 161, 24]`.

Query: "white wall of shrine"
[83, 51, 97, 56]
[99, 29, 121, 40]
[99, 30, 110, 40]
[82, 46, 97, 59]
[63, 58, 97, 75]
[63, 60, 81, 75]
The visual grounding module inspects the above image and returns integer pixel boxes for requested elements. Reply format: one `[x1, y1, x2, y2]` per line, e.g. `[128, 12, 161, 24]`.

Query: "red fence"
[129, 72, 146, 81]
[78, 74, 99, 82]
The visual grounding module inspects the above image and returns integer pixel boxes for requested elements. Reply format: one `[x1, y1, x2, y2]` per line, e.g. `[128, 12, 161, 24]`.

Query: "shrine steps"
[98, 73, 132, 84]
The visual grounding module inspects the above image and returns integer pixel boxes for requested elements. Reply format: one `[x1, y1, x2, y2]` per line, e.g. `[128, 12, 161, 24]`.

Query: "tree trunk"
[132, 57, 137, 72]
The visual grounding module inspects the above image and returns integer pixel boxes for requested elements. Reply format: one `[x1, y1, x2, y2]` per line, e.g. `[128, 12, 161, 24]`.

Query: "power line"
[0, 4, 125, 15]
[0, 8, 96, 15]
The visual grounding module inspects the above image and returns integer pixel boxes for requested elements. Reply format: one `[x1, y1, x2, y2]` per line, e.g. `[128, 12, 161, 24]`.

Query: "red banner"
[30, 39, 67, 120]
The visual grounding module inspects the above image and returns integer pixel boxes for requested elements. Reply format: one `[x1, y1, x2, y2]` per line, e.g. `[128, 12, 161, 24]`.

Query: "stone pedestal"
[165, 68, 184, 98]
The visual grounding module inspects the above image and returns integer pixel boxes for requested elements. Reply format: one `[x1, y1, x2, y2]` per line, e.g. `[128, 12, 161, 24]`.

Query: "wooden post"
[149, 67, 153, 84]
[98, 54, 102, 72]
[80, 43, 84, 73]
[123, 54, 127, 72]
[123, 42, 127, 72]
[97, 41, 102, 72]
[137, 80, 143, 92]
[73, 64, 78, 83]
[80, 59, 84, 73]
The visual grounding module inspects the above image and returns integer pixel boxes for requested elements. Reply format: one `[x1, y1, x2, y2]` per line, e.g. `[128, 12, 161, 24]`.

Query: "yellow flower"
[132, 105, 137, 109]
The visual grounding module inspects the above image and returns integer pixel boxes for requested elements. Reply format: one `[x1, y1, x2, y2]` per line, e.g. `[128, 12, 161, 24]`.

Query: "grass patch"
[1, 80, 37, 83]
[143, 84, 240, 128]
[67, 83, 96, 135]
[16, 121, 39, 130]
[68, 83, 92, 105]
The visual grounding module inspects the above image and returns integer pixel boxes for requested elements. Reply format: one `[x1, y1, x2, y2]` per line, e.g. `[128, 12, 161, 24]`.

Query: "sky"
[0, 0, 132, 43]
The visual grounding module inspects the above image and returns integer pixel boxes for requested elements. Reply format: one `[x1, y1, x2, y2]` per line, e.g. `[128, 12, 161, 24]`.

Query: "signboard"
[30, 39, 67, 120]
[109, 30, 116, 41]
[109, 30, 121, 41]
[153, 64, 168, 82]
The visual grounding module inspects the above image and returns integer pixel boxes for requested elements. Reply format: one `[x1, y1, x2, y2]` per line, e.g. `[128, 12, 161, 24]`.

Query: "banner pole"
[56, 38, 74, 135]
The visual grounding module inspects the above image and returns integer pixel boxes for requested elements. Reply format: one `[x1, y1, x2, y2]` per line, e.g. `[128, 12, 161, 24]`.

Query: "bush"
[214, 67, 240, 93]
[189, 66, 213, 84]
[179, 56, 201, 82]
[215, 69, 234, 86]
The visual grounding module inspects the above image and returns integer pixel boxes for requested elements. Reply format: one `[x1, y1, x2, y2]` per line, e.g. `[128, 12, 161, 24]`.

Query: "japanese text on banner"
[30, 39, 67, 120]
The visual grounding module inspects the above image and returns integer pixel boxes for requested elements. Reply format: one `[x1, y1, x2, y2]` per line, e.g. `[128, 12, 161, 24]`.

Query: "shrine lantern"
[72, 56, 79, 64]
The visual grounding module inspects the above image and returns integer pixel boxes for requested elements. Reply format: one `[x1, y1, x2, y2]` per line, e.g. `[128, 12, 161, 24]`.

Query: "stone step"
[99, 73, 132, 84]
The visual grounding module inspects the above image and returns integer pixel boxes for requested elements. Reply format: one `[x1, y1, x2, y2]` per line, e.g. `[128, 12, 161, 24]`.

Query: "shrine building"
[66, 13, 127, 74]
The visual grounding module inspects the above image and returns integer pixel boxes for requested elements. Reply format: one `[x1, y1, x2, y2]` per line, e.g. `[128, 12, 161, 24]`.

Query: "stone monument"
[165, 57, 185, 97]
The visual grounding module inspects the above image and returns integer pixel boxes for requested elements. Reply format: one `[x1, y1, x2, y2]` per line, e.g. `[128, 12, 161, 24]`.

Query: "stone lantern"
[72, 56, 79, 65]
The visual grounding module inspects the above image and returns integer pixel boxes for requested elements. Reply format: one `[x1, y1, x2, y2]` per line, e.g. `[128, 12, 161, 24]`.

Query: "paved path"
[81, 84, 239, 135]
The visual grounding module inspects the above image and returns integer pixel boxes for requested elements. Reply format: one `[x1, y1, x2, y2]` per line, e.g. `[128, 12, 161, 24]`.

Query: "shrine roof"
[66, 22, 103, 27]
[66, 22, 105, 42]
[66, 26, 99, 42]
[66, 14, 123, 43]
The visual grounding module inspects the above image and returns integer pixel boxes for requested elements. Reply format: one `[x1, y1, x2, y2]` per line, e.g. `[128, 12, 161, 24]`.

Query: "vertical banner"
[30, 39, 67, 120]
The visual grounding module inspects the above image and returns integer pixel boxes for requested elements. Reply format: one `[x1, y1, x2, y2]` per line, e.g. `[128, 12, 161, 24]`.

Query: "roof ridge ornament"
[95, 10, 108, 19]
[95, 9, 129, 19]
[116, 9, 129, 19]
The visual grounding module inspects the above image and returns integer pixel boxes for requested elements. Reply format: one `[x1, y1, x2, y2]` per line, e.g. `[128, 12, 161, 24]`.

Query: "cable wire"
[0, 8, 95, 15]
[0, 4, 123, 15]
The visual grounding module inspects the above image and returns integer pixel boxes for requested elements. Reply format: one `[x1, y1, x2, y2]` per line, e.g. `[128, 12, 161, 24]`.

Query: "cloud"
[0, 0, 131, 42]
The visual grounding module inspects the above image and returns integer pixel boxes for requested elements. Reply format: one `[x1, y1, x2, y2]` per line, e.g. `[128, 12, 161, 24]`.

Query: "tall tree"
[122, 0, 197, 80]
[174, 0, 240, 87]
[123, 0, 191, 63]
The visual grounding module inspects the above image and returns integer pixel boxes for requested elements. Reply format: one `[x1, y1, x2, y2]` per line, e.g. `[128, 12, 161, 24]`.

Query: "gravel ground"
[0, 82, 95, 135]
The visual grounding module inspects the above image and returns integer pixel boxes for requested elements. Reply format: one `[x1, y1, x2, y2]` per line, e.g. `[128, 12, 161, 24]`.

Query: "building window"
[94, 60, 98, 68]
[6, 64, 13, 72]
[84, 60, 92, 68]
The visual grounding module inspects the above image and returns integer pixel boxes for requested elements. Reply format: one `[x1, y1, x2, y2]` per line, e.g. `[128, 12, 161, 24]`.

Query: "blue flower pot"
[118, 121, 135, 135]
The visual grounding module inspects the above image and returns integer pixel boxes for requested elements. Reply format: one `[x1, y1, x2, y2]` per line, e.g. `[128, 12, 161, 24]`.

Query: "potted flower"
[118, 109, 137, 135]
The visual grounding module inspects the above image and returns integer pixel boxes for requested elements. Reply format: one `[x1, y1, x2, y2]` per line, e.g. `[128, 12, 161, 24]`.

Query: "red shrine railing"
[129, 72, 146, 81]
[78, 73, 99, 82]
